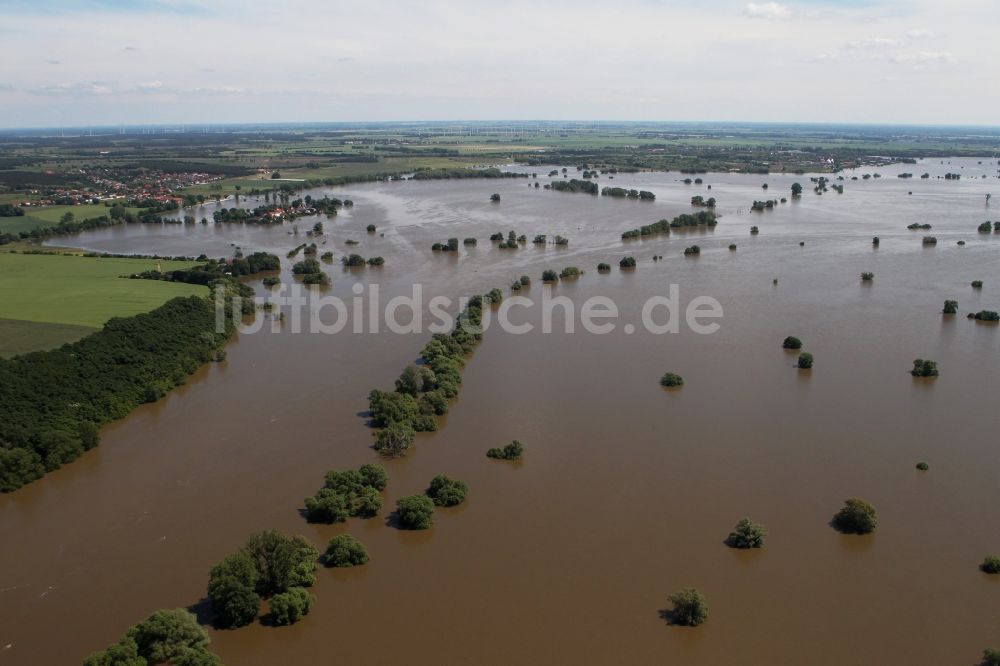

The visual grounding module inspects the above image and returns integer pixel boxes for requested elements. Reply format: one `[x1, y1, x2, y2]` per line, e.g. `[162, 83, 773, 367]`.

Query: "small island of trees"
[683, 245, 701, 256]
[981, 555, 1000, 575]
[304, 464, 387, 523]
[943, 300, 958, 314]
[797, 352, 814, 369]
[487, 440, 523, 461]
[597, 262, 611, 272]
[207, 529, 319, 628]
[619, 256, 637, 269]
[490, 193, 500, 202]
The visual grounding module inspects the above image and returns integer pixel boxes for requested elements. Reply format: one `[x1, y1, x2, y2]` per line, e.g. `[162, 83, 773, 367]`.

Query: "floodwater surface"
[3, 158, 1000, 665]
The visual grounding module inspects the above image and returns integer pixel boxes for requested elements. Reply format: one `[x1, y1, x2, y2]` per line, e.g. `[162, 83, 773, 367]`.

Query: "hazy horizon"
[2, 0, 998, 129]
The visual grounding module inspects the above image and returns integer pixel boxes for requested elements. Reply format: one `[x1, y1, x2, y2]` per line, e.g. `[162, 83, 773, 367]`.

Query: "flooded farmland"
[4, 157, 1000, 665]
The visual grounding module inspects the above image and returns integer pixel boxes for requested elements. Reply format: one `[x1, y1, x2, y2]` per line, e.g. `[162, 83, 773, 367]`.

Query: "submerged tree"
[726, 518, 766, 549]
[943, 300, 959, 314]
[323, 534, 369, 568]
[427, 475, 468, 507]
[660, 372, 684, 388]
[832, 498, 877, 534]
[667, 588, 709, 626]
[910, 359, 939, 377]
[396, 495, 434, 530]
[268, 587, 314, 626]
[782, 336, 803, 350]
[374, 423, 416, 457]
[797, 353, 814, 369]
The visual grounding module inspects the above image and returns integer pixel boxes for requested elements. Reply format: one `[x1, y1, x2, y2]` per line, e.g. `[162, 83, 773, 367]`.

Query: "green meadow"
[0, 252, 205, 357]
[0, 203, 135, 236]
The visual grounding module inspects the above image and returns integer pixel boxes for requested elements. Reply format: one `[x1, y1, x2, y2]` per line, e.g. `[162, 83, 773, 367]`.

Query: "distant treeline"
[0, 287, 246, 493]
[548, 179, 598, 194]
[410, 167, 528, 180]
[129, 253, 280, 285]
[601, 187, 655, 200]
[621, 211, 718, 240]
[119, 159, 253, 176]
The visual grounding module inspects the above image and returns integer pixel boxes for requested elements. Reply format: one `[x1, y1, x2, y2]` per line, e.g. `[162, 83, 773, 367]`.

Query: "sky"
[0, 0, 997, 128]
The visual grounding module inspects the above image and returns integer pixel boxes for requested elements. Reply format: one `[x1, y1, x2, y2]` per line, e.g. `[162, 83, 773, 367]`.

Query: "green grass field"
[0, 252, 206, 356]
[0, 202, 136, 237]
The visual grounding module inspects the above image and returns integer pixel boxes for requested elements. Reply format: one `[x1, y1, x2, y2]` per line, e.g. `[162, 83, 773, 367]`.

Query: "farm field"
[0, 252, 205, 356]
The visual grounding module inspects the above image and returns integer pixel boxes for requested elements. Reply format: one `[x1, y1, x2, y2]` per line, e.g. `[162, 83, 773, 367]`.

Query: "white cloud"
[906, 28, 937, 39]
[744, 2, 790, 20]
[846, 37, 903, 49]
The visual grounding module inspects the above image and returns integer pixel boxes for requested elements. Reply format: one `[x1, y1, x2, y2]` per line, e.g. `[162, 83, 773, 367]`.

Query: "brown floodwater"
[4, 158, 1000, 665]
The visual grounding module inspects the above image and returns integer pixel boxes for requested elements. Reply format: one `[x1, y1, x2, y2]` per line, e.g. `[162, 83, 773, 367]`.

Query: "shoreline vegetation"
[0, 269, 255, 492]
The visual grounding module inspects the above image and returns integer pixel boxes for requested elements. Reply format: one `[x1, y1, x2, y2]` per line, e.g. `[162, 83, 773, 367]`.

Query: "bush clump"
[915, 461, 929, 471]
[981, 555, 1000, 574]
[659, 372, 684, 387]
[971, 280, 983, 289]
[619, 256, 637, 268]
[268, 587, 314, 626]
[542, 269, 559, 282]
[323, 534, 369, 568]
[559, 266, 581, 279]
[427, 475, 468, 507]
[487, 440, 524, 461]
[782, 336, 802, 350]
[303, 464, 388, 523]
[396, 495, 435, 530]
[726, 518, 766, 549]
[597, 262, 611, 272]
[910, 359, 939, 377]
[860, 272, 874, 282]
[983, 648, 1000, 666]
[667, 588, 709, 626]
[832, 498, 877, 534]
[797, 352, 814, 369]
[943, 300, 958, 314]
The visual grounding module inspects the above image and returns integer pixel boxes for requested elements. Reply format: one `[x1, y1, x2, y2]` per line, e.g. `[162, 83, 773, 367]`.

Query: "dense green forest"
[0, 293, 236, 492]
